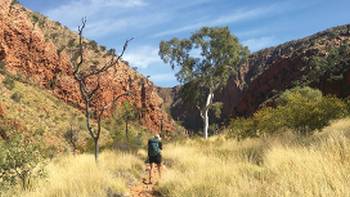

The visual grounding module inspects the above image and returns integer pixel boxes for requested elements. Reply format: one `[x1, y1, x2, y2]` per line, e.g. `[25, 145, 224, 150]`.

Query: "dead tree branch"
[71, 17, 133, 162]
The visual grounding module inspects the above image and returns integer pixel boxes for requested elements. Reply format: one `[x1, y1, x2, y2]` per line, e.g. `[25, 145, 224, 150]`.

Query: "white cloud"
[84, 18, 130, 38]
[124, 46, 161, 69]
[45, 0, 147, 31]
[152, 2, 290, 38]
[242, 36, 279, 52]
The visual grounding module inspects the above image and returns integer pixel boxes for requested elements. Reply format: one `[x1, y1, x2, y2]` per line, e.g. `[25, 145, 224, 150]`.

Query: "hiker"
[147, 134, 162, 184]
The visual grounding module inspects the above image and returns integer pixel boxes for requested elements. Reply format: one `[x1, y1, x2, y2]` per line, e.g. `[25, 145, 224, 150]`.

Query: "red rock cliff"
[221, 24, 350, 118]
[0, 0, 174, 132]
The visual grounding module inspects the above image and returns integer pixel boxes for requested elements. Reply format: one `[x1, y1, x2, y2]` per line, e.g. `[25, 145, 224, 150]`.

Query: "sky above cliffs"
[21, 0, 350, 87]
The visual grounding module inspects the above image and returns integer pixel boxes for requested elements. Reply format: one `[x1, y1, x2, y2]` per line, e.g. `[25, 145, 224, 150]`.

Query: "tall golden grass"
[7, 118, 350, 197]
[15, 151, 143, 197]
[158, 118, 350, 197]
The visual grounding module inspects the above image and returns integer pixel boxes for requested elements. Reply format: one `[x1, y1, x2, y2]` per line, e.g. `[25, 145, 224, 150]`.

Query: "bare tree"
[72, 18, 133, 162]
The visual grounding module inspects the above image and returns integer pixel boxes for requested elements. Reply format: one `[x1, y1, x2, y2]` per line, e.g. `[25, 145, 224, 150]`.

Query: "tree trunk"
[0, 128, 9, 141]
[203, 91, 214, 139]
[94, 138, 99, 163]
[72, 143, 77, 156]
[21, 176, 26, 190]
[125, 121, 129, 145]
[20, 174, 29, 190]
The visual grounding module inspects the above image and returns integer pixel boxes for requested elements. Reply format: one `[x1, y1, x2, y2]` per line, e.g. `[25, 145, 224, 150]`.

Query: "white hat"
[155, 134, 161, 140]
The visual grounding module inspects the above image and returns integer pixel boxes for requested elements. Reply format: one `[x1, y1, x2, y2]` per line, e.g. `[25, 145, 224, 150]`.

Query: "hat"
[155, 134, 161, 140]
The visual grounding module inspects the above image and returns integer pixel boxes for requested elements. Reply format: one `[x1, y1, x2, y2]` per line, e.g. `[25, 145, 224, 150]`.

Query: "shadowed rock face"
[0, 0, 174, 132]
[223, 24, 350, 117]
[158, 24, 350, 131]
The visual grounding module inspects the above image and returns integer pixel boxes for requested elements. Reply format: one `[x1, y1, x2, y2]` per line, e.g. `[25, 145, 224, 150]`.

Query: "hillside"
[164, 24, 350, 130]
[0, 0, 174, 135]
[0, 73, 98, 151]
[223, 24, 350, 117]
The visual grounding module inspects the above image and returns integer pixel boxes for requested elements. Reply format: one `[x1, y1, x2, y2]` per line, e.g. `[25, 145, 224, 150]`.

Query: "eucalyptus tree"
[159, 27, 248, 139]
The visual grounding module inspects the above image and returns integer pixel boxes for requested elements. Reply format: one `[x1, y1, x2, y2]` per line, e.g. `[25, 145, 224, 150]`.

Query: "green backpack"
[148, 138, 160, 157]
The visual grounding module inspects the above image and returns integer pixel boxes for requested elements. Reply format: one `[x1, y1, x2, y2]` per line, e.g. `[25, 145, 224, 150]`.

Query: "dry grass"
[158, 118, 350, 197]
[5, 116, 350, 197]
[14, 151, 143, 197]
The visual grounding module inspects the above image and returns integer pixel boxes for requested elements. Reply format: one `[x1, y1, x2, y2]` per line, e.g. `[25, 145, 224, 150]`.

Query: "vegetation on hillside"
[246, 25, 350, 85]
[305, 43, 350, 85]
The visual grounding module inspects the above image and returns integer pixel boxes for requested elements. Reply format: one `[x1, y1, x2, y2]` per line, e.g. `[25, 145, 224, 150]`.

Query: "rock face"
[0, 0, 174, 132]
[160, 24, 350, 131]
[223, 24, 350, 118]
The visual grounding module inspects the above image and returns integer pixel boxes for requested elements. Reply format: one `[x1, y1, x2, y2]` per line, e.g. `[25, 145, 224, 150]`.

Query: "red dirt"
[130, 164, 163, 197]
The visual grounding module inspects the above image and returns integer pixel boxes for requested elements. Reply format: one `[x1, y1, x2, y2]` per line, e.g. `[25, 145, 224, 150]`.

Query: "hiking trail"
[130, 164, 162, 197]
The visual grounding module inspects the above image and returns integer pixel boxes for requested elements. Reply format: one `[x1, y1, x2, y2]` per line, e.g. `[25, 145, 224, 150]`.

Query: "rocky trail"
[130, 164, 162, 197]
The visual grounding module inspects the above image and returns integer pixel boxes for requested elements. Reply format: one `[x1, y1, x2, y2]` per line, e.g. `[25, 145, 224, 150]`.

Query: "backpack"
[148, 138, 160, 157]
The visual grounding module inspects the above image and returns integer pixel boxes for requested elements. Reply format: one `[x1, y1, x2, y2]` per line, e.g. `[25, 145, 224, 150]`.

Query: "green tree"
[159, 27, 248, 139]
[229, 87, 348, 138]
[279, 87, 347, 133]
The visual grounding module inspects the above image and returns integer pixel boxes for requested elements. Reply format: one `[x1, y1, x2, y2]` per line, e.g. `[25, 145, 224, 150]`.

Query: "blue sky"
[20, 0, 350, 87]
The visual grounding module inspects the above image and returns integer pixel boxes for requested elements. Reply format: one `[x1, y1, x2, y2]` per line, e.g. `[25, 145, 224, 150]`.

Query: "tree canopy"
[159, 26, 248, 88]
[159, 26, 248, 138]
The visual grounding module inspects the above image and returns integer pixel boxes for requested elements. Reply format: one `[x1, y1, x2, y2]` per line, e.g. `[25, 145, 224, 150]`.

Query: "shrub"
[278, 87, 347, 133]
[67, 39, 76, 48]
[55, 21, 62, 27]
[229, 87, 348, 138]
[10, 92, 22, 103]
[0, 134, 46, 192]
[31, 14, 39, 25]
[64, 125, 80, 155]
[304, 43, 350, 85]
[47, 77, 58, 89]
[11, 0, 19, 6]
[3, 76, 15, 90]
[89, 40, 98, 48]
[0, 61, 6, 74]
[107, 48, 115, 55]
[100, 46, 107, 51]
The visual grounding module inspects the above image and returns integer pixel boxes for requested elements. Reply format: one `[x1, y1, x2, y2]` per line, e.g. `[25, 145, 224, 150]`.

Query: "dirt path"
[130, 164, 162, 197]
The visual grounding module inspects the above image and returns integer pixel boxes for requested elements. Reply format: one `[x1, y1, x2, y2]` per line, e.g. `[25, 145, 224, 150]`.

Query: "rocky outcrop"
[224, 24, 350, 117]
[162, 24, 350, 130]
[0, 0, 174, 132]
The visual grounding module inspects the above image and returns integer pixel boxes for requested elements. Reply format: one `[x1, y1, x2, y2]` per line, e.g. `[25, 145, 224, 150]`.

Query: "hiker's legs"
[157, 163, 162, 178]
[148, 163, 153, 183]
